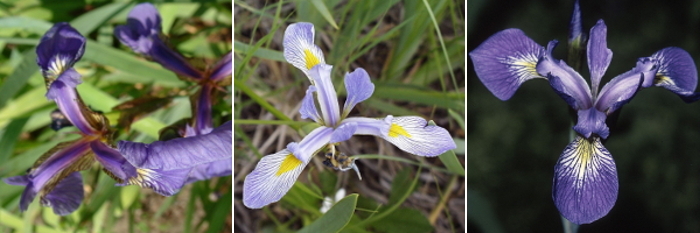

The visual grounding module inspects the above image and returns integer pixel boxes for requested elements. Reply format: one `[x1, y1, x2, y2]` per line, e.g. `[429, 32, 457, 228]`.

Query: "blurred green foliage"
[0, 0, 232, 232]
[469, 0, 700, 232]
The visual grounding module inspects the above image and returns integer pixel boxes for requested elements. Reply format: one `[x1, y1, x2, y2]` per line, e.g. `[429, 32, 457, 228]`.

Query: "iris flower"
[242, 22, 456, 209]
[3, 23, 181, 215]
[469, 5, 700, 224]
[114, 2, 232, 184]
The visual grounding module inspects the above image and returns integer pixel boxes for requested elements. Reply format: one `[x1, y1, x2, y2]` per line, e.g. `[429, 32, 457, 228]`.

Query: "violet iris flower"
[114, 3, 232, 184]
[3, 23, 184, 215]
[469, 10, 699, 224]
[242, 22, 456, 209]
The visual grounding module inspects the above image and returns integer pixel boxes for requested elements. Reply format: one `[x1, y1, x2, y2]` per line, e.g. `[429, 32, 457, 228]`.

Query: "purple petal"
[300, 86, 321, 123]
[42, 172, 84, 216]
[36, 23, 86, 80]
[3, 175, 35, 212]
[595, 58, 655, 113]
[650, 47, 700, 102]
[114, 3, 203, 79]
[91, 140, 137, 181]
[346, 116, 456, 157]
[185, 158, 232, 184]
[127, 167, 191, 196]
[573, 108, 609, 139]
[343, 68, 374, 115]
[538, 40, 593, 110]
[587, 20, 612, 96]
[46, 80, 100, 135]
[553, 136, 618, 224]
[469, 29, 545, 100]
[210, 51, 232, 81]
[309, 64, 341, 126]
[194, 84, 214, 135]
[283, 22, 326, 79]
[330, 122, 357, 143]
[568, 0, 583, 45]
[117, 121, 231, 171]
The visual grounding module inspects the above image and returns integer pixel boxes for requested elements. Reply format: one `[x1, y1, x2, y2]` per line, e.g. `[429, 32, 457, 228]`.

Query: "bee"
[322, 148, 362, 180]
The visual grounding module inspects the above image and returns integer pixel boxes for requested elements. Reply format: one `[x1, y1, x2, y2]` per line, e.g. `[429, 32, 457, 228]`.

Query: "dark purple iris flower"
[469, 2, 700, 224]
[114, 3, 232, 185]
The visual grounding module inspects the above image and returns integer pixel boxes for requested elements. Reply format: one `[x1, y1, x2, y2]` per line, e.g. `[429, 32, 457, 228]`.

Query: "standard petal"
[469, 29, 545, 100]
[113, 3, 161, 54]
[117, 121, 232, 171]
[283, 22, 326, 79]
[194, 84, 214, 135]
[309, 64, 341, 126]
[346, 116, 456, 157]
[650, 47, 700, 102]
[41, 172, 84, 216]
[300, 86, 321, 123]
[587, 20, 612, 96]
[46, 80, 100, 135]
[36, 23, 86, 81]
[553, 136, 618, 224]
[243, 149, 309, 209]
[343, 68, 374, 115]
[595, 58, 655, 113]
[210, 51, 232, 81]
[538, 40, 593, 110]
[573, 108, 609, 139]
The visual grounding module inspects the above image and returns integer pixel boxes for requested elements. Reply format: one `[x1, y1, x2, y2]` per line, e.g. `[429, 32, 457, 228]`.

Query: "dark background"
[468, 0, 700, 232]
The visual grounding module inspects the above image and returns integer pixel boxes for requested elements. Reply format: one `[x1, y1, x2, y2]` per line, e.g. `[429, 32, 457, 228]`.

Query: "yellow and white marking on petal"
[276, 153, 303, 176]
[500, 53, 542, 82]
[304, 49, 321, 70]
[388, 123, 412, 138]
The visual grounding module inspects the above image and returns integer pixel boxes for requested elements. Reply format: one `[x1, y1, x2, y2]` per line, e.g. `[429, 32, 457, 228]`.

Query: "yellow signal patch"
[304, 49, 321, 70]
[276, 153, 302, 176]
[388, 123, 412, 138]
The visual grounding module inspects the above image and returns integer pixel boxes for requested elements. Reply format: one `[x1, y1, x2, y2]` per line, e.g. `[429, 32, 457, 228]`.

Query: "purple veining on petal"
[469, 29, 545, 100]
[36, 23, 86, 79]
[650, 47, 700, 102]
[553, 136, 618, 224]
[343, 68, 374, 115]
[42, 172, 84, 216]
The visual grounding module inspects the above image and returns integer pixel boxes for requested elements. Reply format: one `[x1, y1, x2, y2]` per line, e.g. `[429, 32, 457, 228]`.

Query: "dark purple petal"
[194, 84, 214, 135]
[117, 121, 231, 171]
[573, 108, 609, 139]
[595, 58, 655, 113]
[587, 20, 612, 96]
[568, 0, 582, 45]
[114, 3, 203, 80]
[91, 140, 137, 181]
[36, 23, 86, 79]
[3, 175, 35, 212]
[469, 29, 545, 100]
[210, 51, 232, 81]
[343, 68, 374, 115]
[553, 136, 618, 224]
[46, 80, 100, 135]
[41, 172, 83, 216]
[650, 47, 700, 102]
[538, 40, 593, 110]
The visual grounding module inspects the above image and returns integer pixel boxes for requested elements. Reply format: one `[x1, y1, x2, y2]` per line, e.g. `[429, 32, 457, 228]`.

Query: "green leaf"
[370, 207, 433, 233]
[372, 85, 464, 112]
[388, 167, 414, 205]
[298, 194, 358, 233]
[0, 50, 38, 110]
[437, 149, 464, 176]
[0, 16, 52, 33]
[70, 2, 130, 35]
[233, 40, 285, 62]
[309, 0, 339, 30]
[0, 117, 29, 163]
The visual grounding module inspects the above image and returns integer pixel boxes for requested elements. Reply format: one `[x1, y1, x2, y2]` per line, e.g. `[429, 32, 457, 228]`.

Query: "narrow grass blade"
[309, 0, 339, 30]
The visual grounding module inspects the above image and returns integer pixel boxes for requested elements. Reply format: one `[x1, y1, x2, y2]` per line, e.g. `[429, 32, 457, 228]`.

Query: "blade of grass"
[0, 117, 29, 163]
[309, 0, 339, 30]
[0, 49, 38, 110]
[421, 0, 457, 90]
